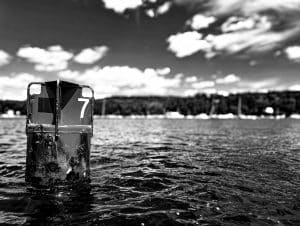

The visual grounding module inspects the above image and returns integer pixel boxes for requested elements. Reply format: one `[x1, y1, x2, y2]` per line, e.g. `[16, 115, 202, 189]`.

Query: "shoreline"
[94, 114, 300, 120]
[2, 114, 300, 120]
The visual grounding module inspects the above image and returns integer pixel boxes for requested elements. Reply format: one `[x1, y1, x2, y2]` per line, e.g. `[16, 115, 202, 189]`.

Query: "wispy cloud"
[207, 0, 300, 16]
[74, 46, 109, 64]
[168, 0, 300, 58]
[221, 16, 257, 33]
[238, 78, 280, 91]
[17, 45, 73, 72]
[0, 50, 12, 67]
[182, 75, 284, 95]
[184, 88, 230, 96]
[59, 66, 181, 98]
[168, 15, 284, 58]
[205, 16, 297, 57]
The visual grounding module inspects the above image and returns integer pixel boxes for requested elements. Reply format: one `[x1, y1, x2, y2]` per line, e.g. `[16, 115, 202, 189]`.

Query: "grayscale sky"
[1, 0, 300, 99]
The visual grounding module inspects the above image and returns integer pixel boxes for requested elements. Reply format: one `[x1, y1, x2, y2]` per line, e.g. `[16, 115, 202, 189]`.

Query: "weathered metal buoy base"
[26, 126, 91, 187]
[26, 80, 93, 187]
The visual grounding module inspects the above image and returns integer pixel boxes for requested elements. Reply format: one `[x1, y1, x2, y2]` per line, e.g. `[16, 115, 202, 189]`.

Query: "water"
[0, 118, 300, 225]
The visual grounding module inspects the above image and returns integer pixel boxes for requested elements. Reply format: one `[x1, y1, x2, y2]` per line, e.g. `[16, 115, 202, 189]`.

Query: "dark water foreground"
[0, 119, 299, 226]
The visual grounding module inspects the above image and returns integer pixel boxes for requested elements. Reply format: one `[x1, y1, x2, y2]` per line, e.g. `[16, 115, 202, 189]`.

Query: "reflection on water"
[0, 187, 93, 225]
[0, 118, 300, 225]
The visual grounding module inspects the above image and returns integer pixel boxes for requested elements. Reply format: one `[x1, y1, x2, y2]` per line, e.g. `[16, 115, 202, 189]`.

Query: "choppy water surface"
[0, 118, 300, 225]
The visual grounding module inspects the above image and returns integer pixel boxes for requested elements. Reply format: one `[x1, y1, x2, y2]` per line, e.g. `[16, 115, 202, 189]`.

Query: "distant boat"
[290, 114, 300, 119]
[264, 106, 275, 115]
[239, 115, 258, 120]
[146, 115, 165, 119]
[195, 113, 210, 119]
[165, 111, 185, 119]
[211, 113, 236, 119]
[0, 109, 23, 118]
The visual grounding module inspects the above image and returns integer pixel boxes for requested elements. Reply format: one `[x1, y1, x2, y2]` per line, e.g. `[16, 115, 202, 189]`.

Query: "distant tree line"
[94, 91, 300, 117]
[0, 100, 26, 115]
[1, 91, 300, 117]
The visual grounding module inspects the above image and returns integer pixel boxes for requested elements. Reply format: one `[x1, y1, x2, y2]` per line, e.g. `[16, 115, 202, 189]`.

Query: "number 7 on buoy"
[78, 98, 90, 119]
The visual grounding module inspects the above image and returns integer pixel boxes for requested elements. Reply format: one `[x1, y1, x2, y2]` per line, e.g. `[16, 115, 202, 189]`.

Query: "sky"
[1, 0, 300, 100]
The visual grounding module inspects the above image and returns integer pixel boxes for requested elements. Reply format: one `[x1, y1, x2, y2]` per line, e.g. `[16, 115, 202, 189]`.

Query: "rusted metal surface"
[25, 80, 94, 187]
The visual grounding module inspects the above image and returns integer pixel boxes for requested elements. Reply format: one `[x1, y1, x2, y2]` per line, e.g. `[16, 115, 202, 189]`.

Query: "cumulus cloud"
[187, 14, 216, 30]
[17, 45, 73, 72]
[156, 67, 171, 75]
[0, 50, 12, 67]
[192, 80, 215, 89]
[285, 46, 300, 62]
[156, 2, 172, 15]
[59, 66, 181, 98]
[168, 0, 300, 58]
[289, 84, 300, 91]
[146, 1, 172, 18]
[167, 31, 211, 58]
[0, 73, 41, 100]
[185, 76, 197, 83]
[216, 74, 240, 84]
[102, 0, 143, 13]
[145, 9, 156, 18]
[101, 0, 171, 17]
[74, 46, 109, 64]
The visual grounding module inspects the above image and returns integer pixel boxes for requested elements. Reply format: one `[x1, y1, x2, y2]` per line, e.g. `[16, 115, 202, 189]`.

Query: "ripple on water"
[0, 118, 300, 225]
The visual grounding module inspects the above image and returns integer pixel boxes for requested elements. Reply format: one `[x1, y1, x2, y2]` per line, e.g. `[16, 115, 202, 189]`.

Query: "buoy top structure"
[26, 80, 94, 187]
